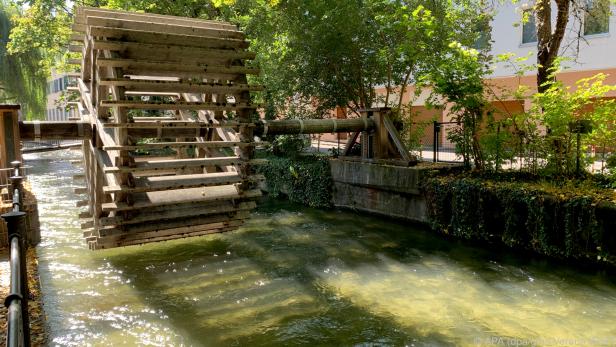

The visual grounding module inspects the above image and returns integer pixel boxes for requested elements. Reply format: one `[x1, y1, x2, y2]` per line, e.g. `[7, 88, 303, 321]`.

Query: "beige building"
[46, 69, 78, 121]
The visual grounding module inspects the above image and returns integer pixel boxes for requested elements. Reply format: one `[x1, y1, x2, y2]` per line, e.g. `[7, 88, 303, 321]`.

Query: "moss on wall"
[256, 154, 333, 208]
[423, 176, 616, 265]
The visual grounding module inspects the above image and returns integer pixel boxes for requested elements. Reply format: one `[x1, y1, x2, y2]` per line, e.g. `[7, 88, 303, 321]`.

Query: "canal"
[25, 150, 616, 346]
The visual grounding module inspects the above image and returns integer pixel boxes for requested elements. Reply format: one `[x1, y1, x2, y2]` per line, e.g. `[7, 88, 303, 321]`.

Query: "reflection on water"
[25, 150, 616, 346]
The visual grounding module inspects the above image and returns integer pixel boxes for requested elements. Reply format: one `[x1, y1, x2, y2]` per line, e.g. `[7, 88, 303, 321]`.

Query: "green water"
[24, 150, 616, 346]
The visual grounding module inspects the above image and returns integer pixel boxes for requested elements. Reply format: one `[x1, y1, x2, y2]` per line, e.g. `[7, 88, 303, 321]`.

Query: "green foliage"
[529, 72, 616, 176]
[425, 41, 492, 170]
[424, 175, 616, 265]
[269, 134, 309, 157]
[479, 116, 515, 172]
[0, 1, 46, 119]
[6, 0, 71, 73]
[256, 153, 332, 208]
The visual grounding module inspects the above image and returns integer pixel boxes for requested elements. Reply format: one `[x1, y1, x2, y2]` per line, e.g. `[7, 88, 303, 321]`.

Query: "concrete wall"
[330, 159, 432, 223]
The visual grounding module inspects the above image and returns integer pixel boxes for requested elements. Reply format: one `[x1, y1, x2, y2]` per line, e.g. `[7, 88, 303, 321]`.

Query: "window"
[585, 0, 610, 35]
[473, 21, 491, 49]
[522, 10, 537, 44]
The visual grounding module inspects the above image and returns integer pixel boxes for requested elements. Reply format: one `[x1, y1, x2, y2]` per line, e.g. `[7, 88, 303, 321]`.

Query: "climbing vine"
[256, 154, 332, 208]
[423, 175, 616, 265]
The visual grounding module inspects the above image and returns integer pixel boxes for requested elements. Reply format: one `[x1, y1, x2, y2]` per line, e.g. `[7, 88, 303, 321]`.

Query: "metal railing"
[2, 161, 31, 347]
[432, 121, 462, 163]
[21, 140, 81, 153]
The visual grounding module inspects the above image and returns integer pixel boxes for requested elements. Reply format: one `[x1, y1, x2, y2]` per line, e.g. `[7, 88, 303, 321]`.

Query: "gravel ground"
[0, 247, 48, 346]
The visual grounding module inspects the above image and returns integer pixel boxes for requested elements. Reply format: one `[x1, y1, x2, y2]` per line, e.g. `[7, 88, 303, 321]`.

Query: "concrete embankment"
[329, 158, 616, 266]
[330, 159, 437, 223]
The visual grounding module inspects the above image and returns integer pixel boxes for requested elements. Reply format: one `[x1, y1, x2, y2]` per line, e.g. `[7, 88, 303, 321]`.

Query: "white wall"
[489, 1, 616, 77]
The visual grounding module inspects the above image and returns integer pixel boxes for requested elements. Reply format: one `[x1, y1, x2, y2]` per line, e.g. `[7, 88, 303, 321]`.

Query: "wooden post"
[360, 110, 371, 160]
[0, 105, 22, 169]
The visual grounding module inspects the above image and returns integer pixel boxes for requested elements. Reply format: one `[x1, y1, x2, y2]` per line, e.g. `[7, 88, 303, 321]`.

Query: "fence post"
[433, 121, 440, 163]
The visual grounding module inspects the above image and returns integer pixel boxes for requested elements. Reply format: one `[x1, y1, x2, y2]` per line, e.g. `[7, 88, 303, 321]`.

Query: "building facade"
[322, 1, 616, 151]
[46, 69, 78, 121]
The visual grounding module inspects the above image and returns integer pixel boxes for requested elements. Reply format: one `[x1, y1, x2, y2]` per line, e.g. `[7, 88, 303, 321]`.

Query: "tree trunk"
[535, 0, 570, 93]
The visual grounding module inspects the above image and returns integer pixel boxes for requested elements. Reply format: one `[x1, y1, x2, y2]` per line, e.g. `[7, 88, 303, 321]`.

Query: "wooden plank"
[102, 172, 257, 194]
[77, 78, 97, 118]
[91, 40, 255, 61]
[342, 132, 360, 156]
[69, 44, 83, 53]
[81, 221, 94, 229]
[85, 16, 245, 40]
[99, 201, 256, 226]
[101, 187, 261, 212]
[78, 211, 92, 219]
[76, 200, 89, 207]
[72, 23, 86, 33]
[102, 141, 255, 150]
[383, 115, 413, 162]
[98, 78, 264, 94]
[100, 100, 257, 111]
[99, 210, 250, 237]
[74, 187, 88, 194]
[131, 116, 178, 122]
[96, 58, 260, 75]
[77, 6, 238, 31]
[89, 26, 248, 49]
[70, 33, 84, 42]
[102, 120, 243, 129]
[68, 58, 82, 65]
[19, 121, 93, 141]
[93, 225, 240, 249]
[103, 156, 243, 173]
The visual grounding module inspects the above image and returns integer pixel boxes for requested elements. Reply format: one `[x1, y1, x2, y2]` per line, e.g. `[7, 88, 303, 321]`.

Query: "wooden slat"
[74, 187, 88, 194]
[99, 210, 250, 237]
[100, 100, 257, 111]
[96, 58, 260, 75]
[84, 16, 245, 40]
[92, 225, 240, 249]
[103, 156, 243, 173]
[77, 6, 238, 31]
[100, 187, 261, 212]
[102, 120, 243, 128]
[72, 23, 86, 33]
[99, 78, 264, 94]
[102, 172, 248, 194]
[99, 201, 256, 226]
[91, 40, 255, 62]
[69, 45, 83, 53]
[78, 211, 92, 219]
[70, 33, 84, 42]
[102, 141, 255, 150]
[89, 26, 249, 49]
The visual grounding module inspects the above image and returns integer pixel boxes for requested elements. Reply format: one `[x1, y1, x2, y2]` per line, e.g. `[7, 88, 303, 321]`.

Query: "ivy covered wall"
[424, 177, 616, 266]
[256, 154, 333, 208]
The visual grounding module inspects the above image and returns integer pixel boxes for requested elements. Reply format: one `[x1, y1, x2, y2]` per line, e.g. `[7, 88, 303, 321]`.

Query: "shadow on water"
[103, 200, 461, 346]
[106, 198, 616, 346]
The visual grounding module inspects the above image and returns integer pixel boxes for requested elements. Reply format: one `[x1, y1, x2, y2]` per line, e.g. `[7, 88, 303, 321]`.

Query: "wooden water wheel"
[70, 7, 264, 249]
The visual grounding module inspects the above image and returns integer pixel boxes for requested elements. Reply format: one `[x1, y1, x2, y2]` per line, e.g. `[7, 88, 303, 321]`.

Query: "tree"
[0, 1, 46, 119]
[533, 0, 614, 92]
[534, 0, 570, 92]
